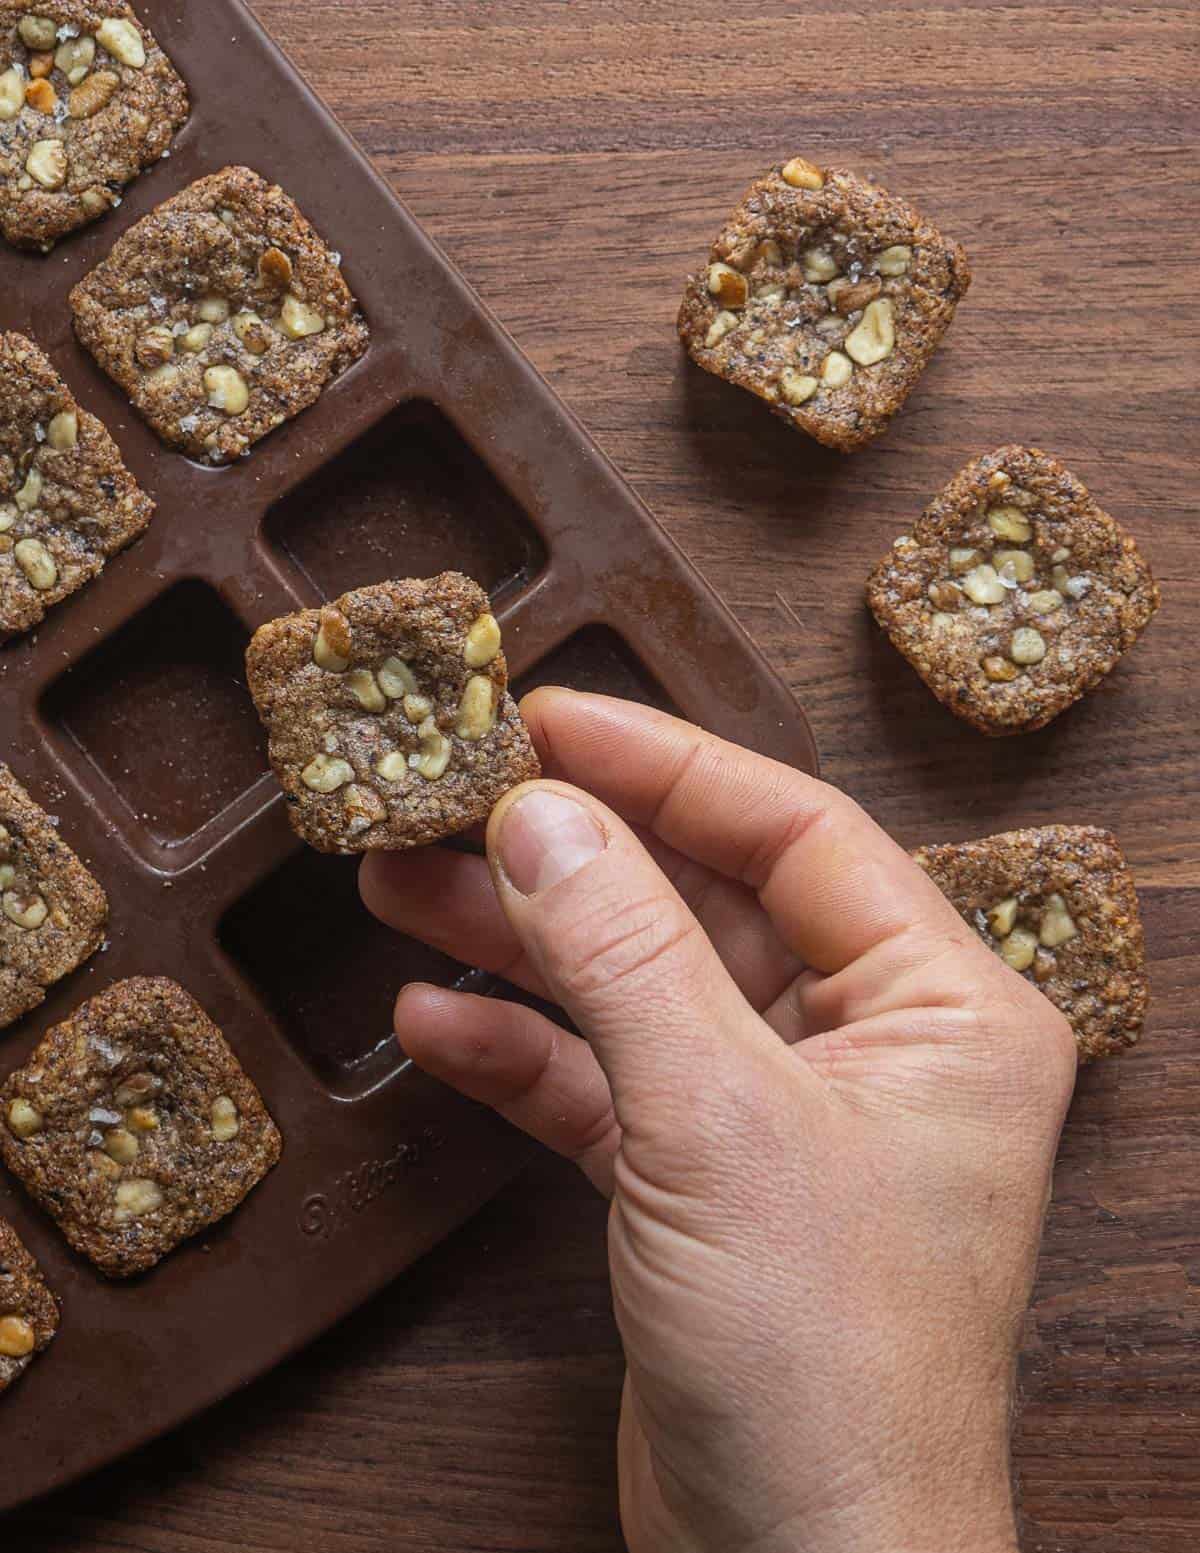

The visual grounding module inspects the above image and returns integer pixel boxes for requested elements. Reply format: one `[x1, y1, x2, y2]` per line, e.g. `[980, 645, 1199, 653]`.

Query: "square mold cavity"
[219, 847, 479, 1098]
[516, 625, 678, 712]
[43, 581, 267, 858]
[264, 401, 547, 604]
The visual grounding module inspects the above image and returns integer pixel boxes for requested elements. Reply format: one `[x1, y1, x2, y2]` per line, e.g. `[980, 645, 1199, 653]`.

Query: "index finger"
[521, 688, 966, 974]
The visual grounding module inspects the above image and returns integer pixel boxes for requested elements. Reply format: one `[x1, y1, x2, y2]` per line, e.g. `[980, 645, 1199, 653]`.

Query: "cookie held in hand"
[246, 572, 541, 854]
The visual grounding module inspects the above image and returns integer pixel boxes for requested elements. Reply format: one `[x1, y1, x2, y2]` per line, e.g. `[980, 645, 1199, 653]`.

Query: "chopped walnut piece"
[707, 262, 748, 308]
[96, 17, 146, 68]
[314, 607, 352, 671]
[258, 246, 294, 288]
[69, 70, 119, 119]
[26, 139, 67, 190]
[781, 156, 825, 190]
[302, 754, 354, 793]
[211, 1095, 240, 1142]
[1039, 893, 1078, 947]
[6, 1098, 43, 1140]
[464, 613, 502, 668]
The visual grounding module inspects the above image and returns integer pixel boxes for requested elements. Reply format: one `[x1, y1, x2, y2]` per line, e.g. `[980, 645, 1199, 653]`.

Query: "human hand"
[360, 690, 1076, 1553]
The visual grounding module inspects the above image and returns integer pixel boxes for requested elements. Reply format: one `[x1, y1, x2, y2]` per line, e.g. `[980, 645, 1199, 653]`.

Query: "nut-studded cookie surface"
[0, 762, 107, 1029]
[678, 157, 971, 451]
[0, 331, 154, 639]
[913, 825, 1149, 1062]
[0, 2, 188, 250]
[70, 165, 368, 464]
[867, 446, 1160, 735]
[246, 572, 541, 854]
[0, 977, 282, 1277]
[0, 1215, 58, 1392]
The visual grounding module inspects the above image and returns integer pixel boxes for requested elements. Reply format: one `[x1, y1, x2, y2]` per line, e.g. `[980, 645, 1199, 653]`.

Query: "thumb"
[485, 780, 774, 1133]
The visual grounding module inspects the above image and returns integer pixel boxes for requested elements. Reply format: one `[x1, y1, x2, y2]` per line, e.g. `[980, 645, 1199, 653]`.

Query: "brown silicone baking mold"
[0, 0, 818, 1509]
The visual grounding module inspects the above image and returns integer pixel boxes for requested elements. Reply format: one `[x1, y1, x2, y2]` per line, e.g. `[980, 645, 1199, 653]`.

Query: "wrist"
[718, 1455, 1018, 1553]
[726, 1503, 1018, 1553]
[803, 1478, 1017, 1553]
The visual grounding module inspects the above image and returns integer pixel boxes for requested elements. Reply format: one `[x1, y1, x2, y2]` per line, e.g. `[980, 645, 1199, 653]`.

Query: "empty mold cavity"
[265, 401, 546, 604]
[516, 625, 678, 712]
[220, 847, 475, 1096]
[43, 581, 265, 849]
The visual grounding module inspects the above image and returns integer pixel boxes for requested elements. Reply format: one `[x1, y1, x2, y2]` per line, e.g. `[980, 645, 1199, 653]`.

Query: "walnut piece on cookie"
[866, 446, 1160, 735]
[0, 331, 154, 640]
[246, 572, 541, 854]
[0, 2, 188, 251]
[0, 977, 281, 1278]
[0, 762, 107, 1029]
[0, 1215, 58, 1392]
[913, 825, 1149, 1062]
[677, 156, 971, 451]
[70, 165, 369, 464]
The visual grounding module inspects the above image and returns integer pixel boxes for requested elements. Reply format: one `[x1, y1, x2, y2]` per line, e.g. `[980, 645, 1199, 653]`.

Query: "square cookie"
[0, 762, 107, 1029]
[0, 1215, 58, 1392]
[0, 2, 188, 251]
[0, 977, 282, 1277]
[867, 446, 1160, 735]
[0, 331, 154, 639]
[70, 164, 369, 464]
[913, 825, 1149, 1062]
[246, 572, 541, 854]
[678, 156, 971, 451]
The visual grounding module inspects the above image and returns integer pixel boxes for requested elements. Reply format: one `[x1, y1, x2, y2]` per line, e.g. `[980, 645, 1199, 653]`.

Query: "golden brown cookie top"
[914, 824, 1149, 1061]
[0, 2, 188, 250]
[0, 976, 281, 1277]
[0, 1215, 58, 1393]
[247, 572, 541, 854]
[678, 158, 970, 451]
[0, 331, 154, 640]
[868, 446, 1160, 734]
[0, 760, 108, 1029]
[70, 165, 368, 463]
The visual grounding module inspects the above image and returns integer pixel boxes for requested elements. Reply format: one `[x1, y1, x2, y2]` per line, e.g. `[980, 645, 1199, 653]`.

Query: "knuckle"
[565, 1103, 620, 1165]
[550, 890, 701, 1004]
[971, 958, 1078, 1109]
[741, 781, 833, 886]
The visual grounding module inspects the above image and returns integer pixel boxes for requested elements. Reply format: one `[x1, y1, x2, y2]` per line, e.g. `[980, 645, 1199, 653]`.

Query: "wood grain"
[9, 2, 1199, 1549]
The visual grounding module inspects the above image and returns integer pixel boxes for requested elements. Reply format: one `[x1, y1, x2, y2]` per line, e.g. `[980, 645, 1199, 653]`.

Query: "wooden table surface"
[10, 2, 1198, 1549]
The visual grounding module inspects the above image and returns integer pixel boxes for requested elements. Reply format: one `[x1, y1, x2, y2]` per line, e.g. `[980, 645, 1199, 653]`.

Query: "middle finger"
[360, 830, 802, 1015]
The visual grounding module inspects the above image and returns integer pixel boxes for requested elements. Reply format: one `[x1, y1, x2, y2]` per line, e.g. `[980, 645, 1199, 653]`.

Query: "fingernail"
[497, 789, 607, 896]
